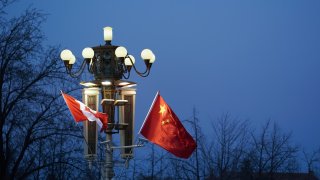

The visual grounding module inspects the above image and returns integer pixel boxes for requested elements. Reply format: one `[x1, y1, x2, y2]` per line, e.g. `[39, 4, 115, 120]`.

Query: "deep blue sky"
[10, 0, 320, 151]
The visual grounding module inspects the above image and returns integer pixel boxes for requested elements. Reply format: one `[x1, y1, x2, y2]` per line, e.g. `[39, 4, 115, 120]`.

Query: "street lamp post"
[60, 26, 156, 179]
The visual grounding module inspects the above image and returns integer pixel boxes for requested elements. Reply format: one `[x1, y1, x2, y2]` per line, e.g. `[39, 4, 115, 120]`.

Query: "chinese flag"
[140, 92, 197, 158]
[61, 92, 108, 131]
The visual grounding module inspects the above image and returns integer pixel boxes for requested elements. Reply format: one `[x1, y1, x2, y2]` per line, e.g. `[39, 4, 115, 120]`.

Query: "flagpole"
[138, 91, 159, 134]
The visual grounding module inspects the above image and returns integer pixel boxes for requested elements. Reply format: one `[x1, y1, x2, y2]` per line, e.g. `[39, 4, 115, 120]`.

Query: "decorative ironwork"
[60, 27, 155, 81]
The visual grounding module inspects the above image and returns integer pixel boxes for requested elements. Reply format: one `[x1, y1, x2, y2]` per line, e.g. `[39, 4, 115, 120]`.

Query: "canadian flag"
[61, 91, 108, 131]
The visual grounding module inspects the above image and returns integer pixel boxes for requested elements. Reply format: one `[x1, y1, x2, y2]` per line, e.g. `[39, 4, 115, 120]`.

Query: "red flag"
[140, 92, 197, 158]
[61, 92, 108, 131]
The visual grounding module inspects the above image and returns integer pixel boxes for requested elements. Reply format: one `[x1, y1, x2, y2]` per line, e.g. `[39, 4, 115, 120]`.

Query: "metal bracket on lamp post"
[100, 137, 148, 149]
[100, 138, 147, 171]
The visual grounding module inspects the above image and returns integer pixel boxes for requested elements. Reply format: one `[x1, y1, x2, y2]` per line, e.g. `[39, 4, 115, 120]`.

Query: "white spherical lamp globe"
[82, 47, 94, 59]
[69, 55, 76, 64]
[115, 46, 127, 58]
[125, 55, 135, 66]
[141, 49, 153, 60]
[60, 49, 73, 61]
[149, 53, 156, 63]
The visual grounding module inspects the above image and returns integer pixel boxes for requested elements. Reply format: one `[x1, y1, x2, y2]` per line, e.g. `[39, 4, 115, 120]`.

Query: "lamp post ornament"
[60, 26, 156, 179]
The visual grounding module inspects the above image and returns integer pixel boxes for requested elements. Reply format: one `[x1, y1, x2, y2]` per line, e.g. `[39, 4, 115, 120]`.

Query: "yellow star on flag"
[159, 104, 166, 116]
[161, 119, 170, 125]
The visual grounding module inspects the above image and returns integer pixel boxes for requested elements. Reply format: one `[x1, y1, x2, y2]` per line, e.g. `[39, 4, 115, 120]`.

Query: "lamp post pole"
[60, 26, 156, 179]
[102, 86, 116, 179]
[105, 132, 114, 179]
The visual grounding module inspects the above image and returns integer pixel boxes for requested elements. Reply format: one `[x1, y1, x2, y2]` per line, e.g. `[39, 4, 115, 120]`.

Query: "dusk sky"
[10, 0, 320, 152]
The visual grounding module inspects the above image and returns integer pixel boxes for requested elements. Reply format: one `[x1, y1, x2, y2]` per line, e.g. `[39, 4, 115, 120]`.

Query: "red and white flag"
[61, 92, 108, 131]
[139, 92, 197, 159]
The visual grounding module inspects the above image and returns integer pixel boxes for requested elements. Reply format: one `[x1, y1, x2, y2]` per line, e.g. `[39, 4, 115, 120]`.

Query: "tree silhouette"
[0, 1, 85, 179]
[250, 120, 299, 179]
[209, 113, 250, 180]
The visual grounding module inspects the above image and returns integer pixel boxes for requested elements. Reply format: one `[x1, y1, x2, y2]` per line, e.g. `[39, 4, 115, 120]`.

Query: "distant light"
[121, 84, 137, 88]
[80, 82, 97, 87]
[119, 82, 130, 86]
[101, 81, 112, 86]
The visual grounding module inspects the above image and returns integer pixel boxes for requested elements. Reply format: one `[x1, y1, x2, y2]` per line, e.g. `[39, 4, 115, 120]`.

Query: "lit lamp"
[60, 27, 156, 79]
[60, 26, 156, 179]
[104, 26, 113, 44]
[60, 49, 72, 68]
[115, 46, 127, 63]
[82, 47, 94, 64]
[124, 55, 135, 72]
[141, 49, 156, 69]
